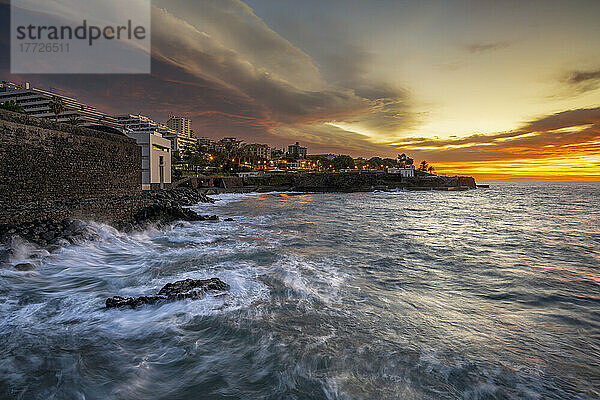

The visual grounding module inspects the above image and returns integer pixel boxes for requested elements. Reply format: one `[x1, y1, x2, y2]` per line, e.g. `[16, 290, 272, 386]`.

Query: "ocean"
[1, 182, 599, 399]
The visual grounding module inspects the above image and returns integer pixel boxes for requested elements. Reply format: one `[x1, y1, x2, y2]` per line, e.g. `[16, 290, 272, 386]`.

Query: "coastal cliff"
[286, 172, 476, 192]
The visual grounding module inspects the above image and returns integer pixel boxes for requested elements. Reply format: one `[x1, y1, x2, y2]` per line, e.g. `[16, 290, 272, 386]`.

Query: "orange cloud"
[392, 107, 600, 181]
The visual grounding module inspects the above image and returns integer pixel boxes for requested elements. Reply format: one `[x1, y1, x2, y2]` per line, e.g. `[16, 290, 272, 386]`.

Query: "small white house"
[125, 130, 172, 190]
[387, 165, 415, 177]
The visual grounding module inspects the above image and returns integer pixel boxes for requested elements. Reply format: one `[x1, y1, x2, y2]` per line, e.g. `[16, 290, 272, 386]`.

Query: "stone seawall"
[0, 109, 143, 224]
[0, 197, 154, 225]
[0, 109, 141, 205]
[242, 172, 477, 192]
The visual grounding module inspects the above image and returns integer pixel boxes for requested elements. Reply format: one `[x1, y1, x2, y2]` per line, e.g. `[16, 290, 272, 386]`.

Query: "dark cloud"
[566, 69, 600, 84]
[563, 68, 600, 94]
[153, 0, 324, 91]
[150, 7, 368, 124]
[465, 41, 510, 54]
[1, 1, 417, 154]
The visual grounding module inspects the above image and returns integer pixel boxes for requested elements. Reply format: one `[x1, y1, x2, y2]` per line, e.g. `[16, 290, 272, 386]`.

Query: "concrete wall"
[125, 130, 172, 188]
[0, 109, 142, 220]
[148, 135, 171, 186]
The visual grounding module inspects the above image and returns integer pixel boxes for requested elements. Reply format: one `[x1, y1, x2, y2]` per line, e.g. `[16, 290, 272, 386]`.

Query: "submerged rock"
[106, 277, 230, 309]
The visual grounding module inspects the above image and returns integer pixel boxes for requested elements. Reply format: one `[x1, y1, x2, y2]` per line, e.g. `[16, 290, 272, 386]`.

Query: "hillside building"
[0, 81, 121, 129]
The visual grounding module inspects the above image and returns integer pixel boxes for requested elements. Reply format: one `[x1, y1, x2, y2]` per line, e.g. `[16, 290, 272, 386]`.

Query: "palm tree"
[428, 165, 435, 174]
[418, 160, 429, 172]
[48, 96, 65, 121]
[68, 115, 82, 125]
[397, 153, 414, 167]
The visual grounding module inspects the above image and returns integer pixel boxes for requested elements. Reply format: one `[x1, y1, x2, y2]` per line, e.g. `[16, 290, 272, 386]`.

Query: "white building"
[387, 165, 415, 177]
[162, 131, 197, 153]
[0, 81, 121, 129]
[125, 130, 172, 190]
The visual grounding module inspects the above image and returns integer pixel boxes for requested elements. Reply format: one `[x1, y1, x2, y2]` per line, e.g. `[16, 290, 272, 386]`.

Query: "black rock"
[41, 231, 56, 242]
[46, 244, 62, 253]
[224, 218, 234, 222]
[106, 277, 230, 309]
[158, 277, 229, 297]
[106, 295, 163, 308]
[14, 263, 35, 271]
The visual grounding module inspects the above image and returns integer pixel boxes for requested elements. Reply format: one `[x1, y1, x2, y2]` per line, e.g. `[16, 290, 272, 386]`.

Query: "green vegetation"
[417, 160, 435, 174]
[0, 100, 25, 114]
[49, 96, 65, 121]
[397, 153, 414, 167]
[68, 115, 82, 125]
[168, 135, 435, 179]
[333, 155, 355, 170]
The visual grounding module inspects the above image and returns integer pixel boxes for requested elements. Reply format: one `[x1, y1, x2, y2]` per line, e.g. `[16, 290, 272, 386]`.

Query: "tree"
[0, 100, 25, 114]
[48, 96, 65, 121]
[188, 152, 205, 175]
[418, 160, 435, 174]
[368, 157, 384, 170]
[397, 153, 414, 167]
[333, 155, 355, 170]
[382, 158, 398, 168]
[68, 115, 82, 125]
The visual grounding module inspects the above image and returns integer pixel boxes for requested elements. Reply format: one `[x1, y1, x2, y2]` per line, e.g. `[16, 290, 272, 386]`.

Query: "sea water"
[1, 182, 599, 399]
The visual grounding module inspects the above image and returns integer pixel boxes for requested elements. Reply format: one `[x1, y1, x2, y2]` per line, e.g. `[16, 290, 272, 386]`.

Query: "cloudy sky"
[1, 0, 600, 180]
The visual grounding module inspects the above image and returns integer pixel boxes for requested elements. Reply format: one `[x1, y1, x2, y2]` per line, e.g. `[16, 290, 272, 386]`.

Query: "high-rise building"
[0, 81, 121, 129]
[116, 114, 196, 153]
[166, 116, 191, 138]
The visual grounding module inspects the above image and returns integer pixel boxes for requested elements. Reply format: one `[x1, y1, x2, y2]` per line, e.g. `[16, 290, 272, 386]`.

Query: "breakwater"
[178, 172, 477, 194]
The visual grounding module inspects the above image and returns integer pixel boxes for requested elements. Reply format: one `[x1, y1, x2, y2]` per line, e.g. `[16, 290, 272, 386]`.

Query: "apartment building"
[0, 81, 121, 129]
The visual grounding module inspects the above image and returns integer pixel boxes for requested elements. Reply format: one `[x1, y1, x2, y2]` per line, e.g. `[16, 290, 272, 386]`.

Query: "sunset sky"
[1, 0, 599, 180]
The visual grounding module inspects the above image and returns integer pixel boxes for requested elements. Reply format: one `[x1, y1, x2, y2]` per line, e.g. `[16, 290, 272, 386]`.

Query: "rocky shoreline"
[0, 188, 219, 261]
[1, 182, 480, 268]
